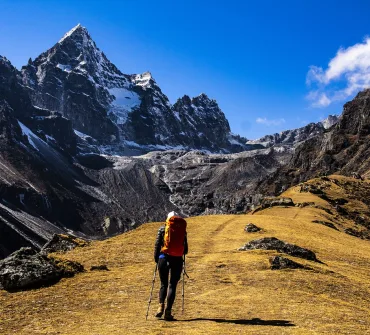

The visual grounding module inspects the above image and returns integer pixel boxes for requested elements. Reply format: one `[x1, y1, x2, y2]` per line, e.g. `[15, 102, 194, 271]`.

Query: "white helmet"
[167, 211, 180, 220]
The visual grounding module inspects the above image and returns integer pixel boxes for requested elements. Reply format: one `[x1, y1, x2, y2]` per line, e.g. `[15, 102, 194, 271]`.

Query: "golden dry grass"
[1, 176, 370, 334]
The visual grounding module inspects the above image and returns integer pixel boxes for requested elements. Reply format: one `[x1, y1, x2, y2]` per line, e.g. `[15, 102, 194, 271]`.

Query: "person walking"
[154, 211, 188, 321]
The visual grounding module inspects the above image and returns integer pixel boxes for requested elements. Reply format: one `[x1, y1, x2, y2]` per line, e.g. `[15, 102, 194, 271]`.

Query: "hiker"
[154, 211, 188, 321]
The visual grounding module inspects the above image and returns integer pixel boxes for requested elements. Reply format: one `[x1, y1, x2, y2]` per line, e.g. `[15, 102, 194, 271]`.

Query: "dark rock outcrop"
[239, 237, 318, 262]
[261, 197, 294, 209]
[0, 247, 83, 291]
[312, 220, 338, 230]
[171, 94, 249, 152]
[244, 223, 261, 232]
[296, 202, 315, 208]
[42, 234, 88, 254]
[269, 256, 306, 270]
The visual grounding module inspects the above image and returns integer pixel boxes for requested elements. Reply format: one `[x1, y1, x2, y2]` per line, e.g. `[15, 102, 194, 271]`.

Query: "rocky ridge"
[247, 115, 339, 148]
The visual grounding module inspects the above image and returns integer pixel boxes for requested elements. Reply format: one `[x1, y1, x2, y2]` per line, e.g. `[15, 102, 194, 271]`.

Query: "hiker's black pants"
[158, 255, 183, 311]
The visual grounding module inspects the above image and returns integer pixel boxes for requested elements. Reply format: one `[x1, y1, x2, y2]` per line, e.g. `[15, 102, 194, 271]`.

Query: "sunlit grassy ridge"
[1, 175, 370, 334]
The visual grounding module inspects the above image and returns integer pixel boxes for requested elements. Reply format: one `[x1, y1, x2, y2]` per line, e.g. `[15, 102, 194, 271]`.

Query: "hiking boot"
[155, 303, 164, 318]
[164, 309, 174, 321]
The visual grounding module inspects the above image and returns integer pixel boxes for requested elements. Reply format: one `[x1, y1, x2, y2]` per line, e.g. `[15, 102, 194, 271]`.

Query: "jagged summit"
[58, 23, 88, 44]
[0, 55, 12, 67]
[321, 114, 339, 129]
[132, 71, 154, 89]
[198, 92, 210, 100]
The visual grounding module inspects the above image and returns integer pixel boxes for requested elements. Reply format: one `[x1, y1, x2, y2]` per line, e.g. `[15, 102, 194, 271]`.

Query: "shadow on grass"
[183, 317, 295, 327]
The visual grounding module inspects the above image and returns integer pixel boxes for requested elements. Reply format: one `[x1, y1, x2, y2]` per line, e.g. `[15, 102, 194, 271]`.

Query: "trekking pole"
[146, 263, 158, 321]
[181, 255, 189, 314]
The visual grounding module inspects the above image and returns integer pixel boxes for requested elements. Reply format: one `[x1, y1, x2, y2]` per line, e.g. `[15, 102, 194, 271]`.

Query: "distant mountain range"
[247, 115, 339, 148]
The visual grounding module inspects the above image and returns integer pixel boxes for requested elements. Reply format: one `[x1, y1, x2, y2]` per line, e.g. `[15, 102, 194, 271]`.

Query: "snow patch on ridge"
[18, 121, 42, 151]
[56, 64, 72, 73]
[74, 129, 92, 140]
[108, 87, 141, 124]
[133, 72, 152, 88]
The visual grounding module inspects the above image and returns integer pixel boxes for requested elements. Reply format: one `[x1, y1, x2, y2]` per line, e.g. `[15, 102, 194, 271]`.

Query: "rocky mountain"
[1, 24, 368, 261]
[111, 146, 292, 216]
[20, 24, 250, 154]
[260, 90, 370, 194]
[247, 115, 339, 148]
[0, 56, 180, 258]
[0, 25, 266, 258]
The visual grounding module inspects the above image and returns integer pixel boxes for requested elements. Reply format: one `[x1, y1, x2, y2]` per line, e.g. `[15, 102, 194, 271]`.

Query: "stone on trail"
[244, 223, 262, 232]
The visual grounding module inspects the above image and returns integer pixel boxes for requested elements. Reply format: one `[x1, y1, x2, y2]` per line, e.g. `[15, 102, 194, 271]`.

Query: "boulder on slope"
[0, 247, 83, 291]
[269, 256, 306, 270]
[244, 223, 262, 233]
[239, 237, 318, 262]
[42, 234, 89, 254]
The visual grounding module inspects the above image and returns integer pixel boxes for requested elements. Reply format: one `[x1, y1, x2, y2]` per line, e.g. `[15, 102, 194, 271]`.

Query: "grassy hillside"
[1, 176, 370, 334]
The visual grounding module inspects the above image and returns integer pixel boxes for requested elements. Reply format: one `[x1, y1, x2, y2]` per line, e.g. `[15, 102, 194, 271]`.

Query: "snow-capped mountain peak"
[58, 23, 87, 44]
[19, 24, 254, 153]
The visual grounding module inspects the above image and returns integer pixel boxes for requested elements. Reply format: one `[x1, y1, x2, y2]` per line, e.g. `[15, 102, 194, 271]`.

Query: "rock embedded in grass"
[0, 247, 84, 291]
[261, 197, 294, 208]
[244, 223, 261, 232]
[239, 237, 319, 262]
[296, 202, 315, 208]
[312, 220, 338, 230]
[269, 256, 306, 270]
[90, 265, 109, 271]
[42, 234, 89, 254]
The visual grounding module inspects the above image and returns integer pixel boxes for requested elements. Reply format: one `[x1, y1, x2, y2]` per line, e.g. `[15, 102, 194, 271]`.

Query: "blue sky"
[1, 0, 370, 139]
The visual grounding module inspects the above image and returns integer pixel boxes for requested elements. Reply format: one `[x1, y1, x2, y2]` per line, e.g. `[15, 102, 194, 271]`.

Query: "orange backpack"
[161, 216, 187, 257]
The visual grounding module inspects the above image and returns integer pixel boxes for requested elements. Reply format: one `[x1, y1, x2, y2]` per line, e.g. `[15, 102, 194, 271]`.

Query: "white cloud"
[256, 117, 286, 126]
[307, 37, 370, 107]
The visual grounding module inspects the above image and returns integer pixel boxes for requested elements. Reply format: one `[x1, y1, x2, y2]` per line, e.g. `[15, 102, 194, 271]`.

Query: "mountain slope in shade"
[20, 24, 252, 154]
